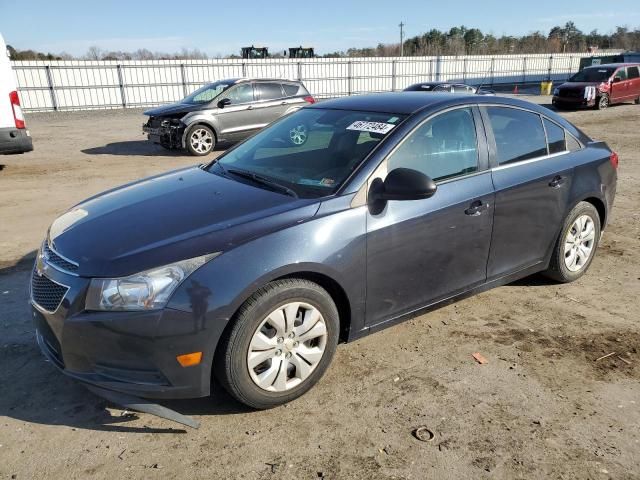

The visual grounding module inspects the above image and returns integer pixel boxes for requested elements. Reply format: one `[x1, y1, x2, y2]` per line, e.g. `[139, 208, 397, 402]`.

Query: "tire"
[186, 124, 215, 156]
[596, 94, 609, 110]
[634, 97, 640, 105]
[543, 202, 601, 283]
[214, 279, 339, 409]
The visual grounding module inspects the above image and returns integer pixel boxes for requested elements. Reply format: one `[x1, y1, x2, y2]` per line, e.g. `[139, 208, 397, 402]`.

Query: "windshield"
[182, 81, 230, 104]
[209, 108, 406, 198]
[569, 67, 615, 83]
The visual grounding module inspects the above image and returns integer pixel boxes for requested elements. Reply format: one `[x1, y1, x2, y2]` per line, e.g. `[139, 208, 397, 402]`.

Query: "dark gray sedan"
[34, 93, 616, 410]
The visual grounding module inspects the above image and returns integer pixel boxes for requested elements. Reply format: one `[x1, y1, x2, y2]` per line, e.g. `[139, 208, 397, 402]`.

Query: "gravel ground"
[0, 97, 639, 479]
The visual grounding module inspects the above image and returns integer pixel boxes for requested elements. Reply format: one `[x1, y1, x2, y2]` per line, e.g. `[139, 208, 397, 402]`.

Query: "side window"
[453, 85, 471, 93]
[566, 134, 582, 152]
[282, 83, 303, 96]
[387, 107, 478, 182]
[434, 85, 452, 93]
[543, 118, 566, 154]
[224, 83, 254, 104]
[614, 68, 627, 81]
[627, 66, 639, 79]
[486, 107, 547, 165]
[256, 82, 285, 101]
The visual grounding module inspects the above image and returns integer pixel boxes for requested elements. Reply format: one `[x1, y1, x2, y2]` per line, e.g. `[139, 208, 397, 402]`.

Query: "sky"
[1, 0, 639, 56]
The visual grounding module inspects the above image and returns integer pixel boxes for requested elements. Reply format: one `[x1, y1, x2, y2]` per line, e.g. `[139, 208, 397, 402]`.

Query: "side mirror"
[370, 168, 437, 205]
[217, 98, 232, 108]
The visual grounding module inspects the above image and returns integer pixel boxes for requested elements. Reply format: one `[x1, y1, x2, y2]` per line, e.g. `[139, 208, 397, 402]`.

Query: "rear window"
[486, 107, 547, 165]
[543, 118, 566, 154]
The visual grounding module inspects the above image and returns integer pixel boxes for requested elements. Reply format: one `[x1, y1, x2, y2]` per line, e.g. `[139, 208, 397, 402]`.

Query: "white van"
[0, 33, 32, 154]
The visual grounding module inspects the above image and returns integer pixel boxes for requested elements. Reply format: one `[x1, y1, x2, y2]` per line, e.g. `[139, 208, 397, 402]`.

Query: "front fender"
[165, 194, 367, 359]
[180, 111, 219, 147]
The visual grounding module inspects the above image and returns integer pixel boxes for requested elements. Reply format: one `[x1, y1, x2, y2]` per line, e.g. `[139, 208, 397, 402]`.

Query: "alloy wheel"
[247, 301, 327, 392]
[564, 214, 596, 272]
[190, 128, 213, 154]
[289, 124, 308, 145]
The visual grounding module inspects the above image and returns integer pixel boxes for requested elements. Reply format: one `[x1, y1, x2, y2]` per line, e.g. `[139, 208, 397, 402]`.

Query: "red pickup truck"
[553, 63, 640, 110]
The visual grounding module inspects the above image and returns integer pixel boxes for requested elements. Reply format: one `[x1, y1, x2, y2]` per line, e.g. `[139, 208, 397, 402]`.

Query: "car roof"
[233, 78, 302, 84]
[308, 92, 535, 115]
[583, 63, 639, 69]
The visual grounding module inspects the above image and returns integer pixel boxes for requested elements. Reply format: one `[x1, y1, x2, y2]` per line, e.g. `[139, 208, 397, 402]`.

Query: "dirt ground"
[1, 97, 639, 480]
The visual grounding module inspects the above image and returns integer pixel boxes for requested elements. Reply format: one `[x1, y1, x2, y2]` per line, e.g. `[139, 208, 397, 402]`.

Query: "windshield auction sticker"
[346, 121, 395, 134]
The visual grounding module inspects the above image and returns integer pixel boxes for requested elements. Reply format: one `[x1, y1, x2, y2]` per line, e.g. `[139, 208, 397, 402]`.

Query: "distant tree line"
[337, 23, 640, 57]
[7, 22, 640, 61]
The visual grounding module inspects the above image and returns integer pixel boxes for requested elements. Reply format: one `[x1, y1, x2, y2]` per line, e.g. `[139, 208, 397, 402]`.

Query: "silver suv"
[143, 78, 315, 156]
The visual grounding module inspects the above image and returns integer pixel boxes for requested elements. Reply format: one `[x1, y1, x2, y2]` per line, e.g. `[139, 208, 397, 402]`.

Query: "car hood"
[557, 81, 600, 90]
[48, 166, 320, 277]
[144, 102, 206, 117]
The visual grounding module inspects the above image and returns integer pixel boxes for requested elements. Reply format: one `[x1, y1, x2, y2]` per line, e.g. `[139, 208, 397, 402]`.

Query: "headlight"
[85, 254, 218, 311]
[553, 87, 560, 96]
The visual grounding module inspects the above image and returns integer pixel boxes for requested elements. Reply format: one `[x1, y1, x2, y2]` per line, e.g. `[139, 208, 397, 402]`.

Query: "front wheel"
[596, 94, 609, 110]
[543, 202, 601, 283]
[214, 279, 339, 409]
[186, 125, 215, 156]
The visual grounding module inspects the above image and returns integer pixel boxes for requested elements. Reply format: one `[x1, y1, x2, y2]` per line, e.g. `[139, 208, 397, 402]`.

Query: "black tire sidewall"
[186, 124, 215, 156]
[216, 279, 339, 409]
[550, 202, 601, 282]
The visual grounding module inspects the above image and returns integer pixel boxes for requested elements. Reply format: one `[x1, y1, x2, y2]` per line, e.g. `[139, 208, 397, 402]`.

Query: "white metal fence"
[12, 52, 617, 112]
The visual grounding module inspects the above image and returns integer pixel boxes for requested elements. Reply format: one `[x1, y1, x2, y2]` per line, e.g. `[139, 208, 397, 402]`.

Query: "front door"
[609, 67, 630, 103]
[215, 82, 258, 140]
[365, 106, 494, 326]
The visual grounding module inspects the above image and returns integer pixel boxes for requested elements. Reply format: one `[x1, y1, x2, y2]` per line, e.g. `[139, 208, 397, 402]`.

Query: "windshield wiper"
[226, 168, 298, 198]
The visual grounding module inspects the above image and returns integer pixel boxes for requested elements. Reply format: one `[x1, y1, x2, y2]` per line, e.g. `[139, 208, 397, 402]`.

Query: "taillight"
[303, 95, 316, 104]
[9, 91, 26, 129]
[610, 151, 619, 169]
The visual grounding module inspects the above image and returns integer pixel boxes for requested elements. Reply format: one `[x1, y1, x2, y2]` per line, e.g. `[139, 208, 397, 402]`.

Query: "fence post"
[568, 56, 573, 80]
[490, 58, 495, 86]
[180, 63, 188, 97]
[297, 61, 302, 81]
[44, 65, 58, 111]
[463, 58, 467, 82]
[435, 56, 442, 82]
[522, 56, 527, 85]
[548, 56, 553, 82]
[242, 62, 247, 77]
[347, 60, 352, 96]
[391, 60, 396, 91]
[116, 65, 127, 107]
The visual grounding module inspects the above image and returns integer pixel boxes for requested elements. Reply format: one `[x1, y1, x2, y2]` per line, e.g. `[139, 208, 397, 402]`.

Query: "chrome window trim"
[491, 150, 570, 171]
[30, 270, 70, 315]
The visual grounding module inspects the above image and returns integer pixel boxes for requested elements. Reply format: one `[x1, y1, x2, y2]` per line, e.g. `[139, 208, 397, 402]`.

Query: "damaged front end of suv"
[143, 113, 186, 150]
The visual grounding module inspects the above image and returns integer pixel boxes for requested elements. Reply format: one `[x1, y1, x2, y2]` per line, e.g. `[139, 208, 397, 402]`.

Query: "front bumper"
[552, 95, 595, 108]
[30, 255, 214, 399]
[0, 126, 33, 154]
[142, 120, 185, 149]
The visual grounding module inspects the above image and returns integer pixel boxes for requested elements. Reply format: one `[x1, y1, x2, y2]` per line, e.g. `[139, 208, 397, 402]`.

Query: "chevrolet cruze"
[32, 93, 617, 409]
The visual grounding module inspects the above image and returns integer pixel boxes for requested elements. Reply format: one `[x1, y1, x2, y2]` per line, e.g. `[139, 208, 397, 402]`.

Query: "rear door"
[365, 106, 494, 325]
[483, 106, 574, 279]
[253, 82, 289, 125]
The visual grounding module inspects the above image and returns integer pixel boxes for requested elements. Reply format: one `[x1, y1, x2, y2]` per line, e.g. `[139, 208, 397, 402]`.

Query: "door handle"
[548, 175, 565, 188]
[280, 101, 287, 105]
[465, 200, 488, 216]
[247, 105, 253, 110]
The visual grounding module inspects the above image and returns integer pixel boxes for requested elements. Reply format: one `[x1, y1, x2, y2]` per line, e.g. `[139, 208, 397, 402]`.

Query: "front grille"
[42, 243, 78, 274]
[147, 116, 163, 128]
[559, 89, 583, 98]
[31, 269, 69, 312]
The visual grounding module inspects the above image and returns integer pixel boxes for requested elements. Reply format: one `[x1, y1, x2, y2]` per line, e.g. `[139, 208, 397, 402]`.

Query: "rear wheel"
[596, 94, 609, 110]
[634, 96, 640, 105]
[214, 279, 339, 409]
[543, 202, 601, 283]
[186, 125, 215, 156]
